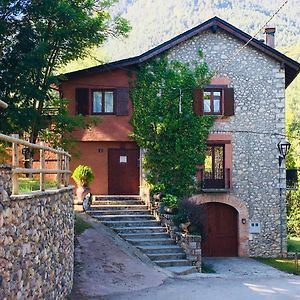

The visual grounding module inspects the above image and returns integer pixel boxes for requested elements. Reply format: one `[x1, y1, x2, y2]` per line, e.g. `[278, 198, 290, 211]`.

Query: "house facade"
[60, 17, 300, 257]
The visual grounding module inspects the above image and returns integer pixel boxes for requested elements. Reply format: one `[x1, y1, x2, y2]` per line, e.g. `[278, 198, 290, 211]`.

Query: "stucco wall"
[167, 29, 286, 257]
[0, 165, 74, 299]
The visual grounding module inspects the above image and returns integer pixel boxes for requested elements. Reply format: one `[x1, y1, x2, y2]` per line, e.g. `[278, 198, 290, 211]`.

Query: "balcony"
[198, 167, 231, 193]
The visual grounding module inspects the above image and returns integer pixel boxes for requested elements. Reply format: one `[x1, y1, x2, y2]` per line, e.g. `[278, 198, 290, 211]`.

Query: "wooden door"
[108, 148, 140, 195]
[202, 202, 238, 257]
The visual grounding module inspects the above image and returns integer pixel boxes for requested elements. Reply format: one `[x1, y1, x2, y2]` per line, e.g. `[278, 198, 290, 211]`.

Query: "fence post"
[40, 142, 45, 191]
[11, 134, 19, 195]
[56, 148, 62, 188]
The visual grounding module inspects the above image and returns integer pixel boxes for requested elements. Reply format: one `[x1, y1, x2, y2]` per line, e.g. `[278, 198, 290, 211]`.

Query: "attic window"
[203, 89, 222, 115]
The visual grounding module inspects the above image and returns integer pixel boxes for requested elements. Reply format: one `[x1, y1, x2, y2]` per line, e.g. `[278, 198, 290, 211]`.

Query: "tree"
[0, 0, 130, 151]
[130, 54, 215, 198]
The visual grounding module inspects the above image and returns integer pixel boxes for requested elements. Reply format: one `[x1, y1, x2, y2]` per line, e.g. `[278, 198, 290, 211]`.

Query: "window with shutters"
[92, 90, 114, 114]
[193, 86, 234, 117]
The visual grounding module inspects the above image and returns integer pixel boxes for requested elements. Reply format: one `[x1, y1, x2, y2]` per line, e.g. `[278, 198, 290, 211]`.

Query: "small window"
[203, 89, 222, 115]
[92, 90, 114, 114]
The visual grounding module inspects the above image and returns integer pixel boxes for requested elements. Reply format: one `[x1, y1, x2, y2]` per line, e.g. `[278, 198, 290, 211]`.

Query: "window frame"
[91, 89, 115, 115]
[203, 87, 223, 115]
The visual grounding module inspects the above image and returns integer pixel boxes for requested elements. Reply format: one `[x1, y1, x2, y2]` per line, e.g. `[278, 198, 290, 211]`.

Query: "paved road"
[71, 213, 300, 300]
[104, 276, 300, 300]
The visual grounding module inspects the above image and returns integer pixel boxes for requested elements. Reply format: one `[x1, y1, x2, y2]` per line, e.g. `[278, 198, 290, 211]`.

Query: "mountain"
[104, 0, 300, 61]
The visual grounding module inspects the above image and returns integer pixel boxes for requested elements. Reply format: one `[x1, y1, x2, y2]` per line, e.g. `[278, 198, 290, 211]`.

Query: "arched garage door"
[202, 202, 238, 257]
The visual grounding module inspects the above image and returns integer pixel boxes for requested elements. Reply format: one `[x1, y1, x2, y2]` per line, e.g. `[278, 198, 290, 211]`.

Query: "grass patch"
[256, 257, 300, 275]
[202, 263, 216, 273]
[288, 236, 300, 252]
[74, 214, 92, 236]
[19, 178, 56, 192]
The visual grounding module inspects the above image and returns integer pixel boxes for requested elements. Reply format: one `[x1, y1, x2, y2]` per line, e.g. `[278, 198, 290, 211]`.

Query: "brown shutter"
[116, 87, 129, 116]
[75, 88, 89, 115]
[193, 88, 203, 115]
[223, 87, 234, 116]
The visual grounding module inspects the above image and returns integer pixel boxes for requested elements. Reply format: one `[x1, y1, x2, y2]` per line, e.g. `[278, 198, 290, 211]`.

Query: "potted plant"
[72, 165, 94, 209]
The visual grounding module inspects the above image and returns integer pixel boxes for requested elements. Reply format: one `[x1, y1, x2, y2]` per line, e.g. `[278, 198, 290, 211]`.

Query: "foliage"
[74, 214, 92, 236]
[72, 165, 95, 187]
[287, 188, 300, 237]
[255, 258, 300, 276]
[0, 0, 130, 152]
[287, 236, 300, 252]
[161, 194, 178, 209]
[130, 54, 215, 198]
[171, 212, 189, 225]
[19, 178, 56, 192]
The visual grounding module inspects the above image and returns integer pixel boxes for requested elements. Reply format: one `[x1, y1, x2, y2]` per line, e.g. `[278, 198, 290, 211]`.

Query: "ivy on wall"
[130, 52, 215, 198]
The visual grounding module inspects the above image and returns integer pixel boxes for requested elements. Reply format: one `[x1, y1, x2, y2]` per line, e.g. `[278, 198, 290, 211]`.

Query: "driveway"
[71, 214, 300, 300]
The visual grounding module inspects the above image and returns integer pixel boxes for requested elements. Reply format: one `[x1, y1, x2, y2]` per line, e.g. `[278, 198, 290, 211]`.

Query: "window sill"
[200, 188, 231, 193]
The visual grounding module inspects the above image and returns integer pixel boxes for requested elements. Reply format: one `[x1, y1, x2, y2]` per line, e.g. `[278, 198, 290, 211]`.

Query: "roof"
[63, 16, 300, 88]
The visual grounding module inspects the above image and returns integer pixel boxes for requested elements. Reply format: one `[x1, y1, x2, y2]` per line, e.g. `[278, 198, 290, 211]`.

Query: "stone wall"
[167, 29, 286, 257]
[0, 165, 74, 299]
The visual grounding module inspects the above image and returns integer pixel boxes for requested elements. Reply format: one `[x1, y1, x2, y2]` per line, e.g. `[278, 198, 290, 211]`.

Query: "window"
[203, 89, 222, 115]
[193, 87, 234, 116]
[92, 90, 114, 114]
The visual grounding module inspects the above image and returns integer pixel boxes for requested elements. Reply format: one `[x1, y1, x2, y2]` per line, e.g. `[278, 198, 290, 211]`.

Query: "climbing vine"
[130, 52, 215, 198]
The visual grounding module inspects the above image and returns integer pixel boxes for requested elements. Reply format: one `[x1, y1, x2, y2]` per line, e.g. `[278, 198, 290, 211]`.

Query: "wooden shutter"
[116, 87, 129, 116]
[75, 88, 89, 115]
[223, 88, 234, 116]
[193, 88, 203, 115]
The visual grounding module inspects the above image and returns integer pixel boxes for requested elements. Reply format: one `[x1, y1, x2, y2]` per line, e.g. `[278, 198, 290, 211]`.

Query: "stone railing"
[152, 202, 202, 272]
[0, 165, 74, 299]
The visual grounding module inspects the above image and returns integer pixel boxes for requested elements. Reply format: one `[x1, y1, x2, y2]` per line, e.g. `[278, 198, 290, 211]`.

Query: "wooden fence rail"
[0, 133, 71, 195]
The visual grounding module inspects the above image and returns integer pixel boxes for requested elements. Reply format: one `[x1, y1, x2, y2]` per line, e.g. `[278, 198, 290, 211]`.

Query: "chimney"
[264, 25, 276, 48]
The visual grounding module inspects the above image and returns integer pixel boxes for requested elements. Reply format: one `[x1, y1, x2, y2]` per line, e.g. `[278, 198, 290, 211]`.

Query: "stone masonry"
[168, 29, 286, 257]
[0, 165, 74, 299]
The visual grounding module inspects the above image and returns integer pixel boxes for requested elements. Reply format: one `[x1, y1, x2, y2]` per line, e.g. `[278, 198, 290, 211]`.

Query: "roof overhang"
[62, 17, 300, 88]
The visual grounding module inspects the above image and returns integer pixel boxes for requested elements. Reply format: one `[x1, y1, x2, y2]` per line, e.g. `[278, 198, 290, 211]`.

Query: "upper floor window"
[93, 90, 114, 114]
[193, 86, 234, 117]
[75, 87, 129, 116]
[204, 89, 222, 115]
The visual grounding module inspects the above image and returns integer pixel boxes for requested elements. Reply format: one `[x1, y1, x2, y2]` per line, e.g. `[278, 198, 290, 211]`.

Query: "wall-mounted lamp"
[241, 218, 246, 224]
[277, 139, 291, 166]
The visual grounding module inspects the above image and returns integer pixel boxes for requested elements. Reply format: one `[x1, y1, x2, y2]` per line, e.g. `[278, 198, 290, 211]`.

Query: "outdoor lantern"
[277, 139, 291, 159]
[277, 139, 291, 166]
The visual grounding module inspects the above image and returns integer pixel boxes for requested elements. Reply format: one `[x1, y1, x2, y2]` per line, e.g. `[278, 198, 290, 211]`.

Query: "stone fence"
[0, 165, 74, 299]
[152, 202, 202, 272]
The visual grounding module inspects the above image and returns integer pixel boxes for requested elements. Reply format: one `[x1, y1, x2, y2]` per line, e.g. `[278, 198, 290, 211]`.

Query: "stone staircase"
[87, 195, 196, 274]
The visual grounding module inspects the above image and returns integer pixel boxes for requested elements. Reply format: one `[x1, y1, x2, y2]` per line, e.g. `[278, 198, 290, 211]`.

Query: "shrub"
[161, 194, 178, 208]
[72, 165, 94, 187]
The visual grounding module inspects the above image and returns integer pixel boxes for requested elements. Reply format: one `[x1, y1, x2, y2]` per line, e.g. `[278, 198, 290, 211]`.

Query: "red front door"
[202, 202, 238, 257]
[108, 148, 140, 195]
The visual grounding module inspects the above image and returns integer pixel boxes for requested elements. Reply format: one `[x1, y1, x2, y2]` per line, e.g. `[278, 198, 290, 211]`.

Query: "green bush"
[72, 165, 94, 187]
[287, 188, 300, 236]
[161, 194, 178, 208]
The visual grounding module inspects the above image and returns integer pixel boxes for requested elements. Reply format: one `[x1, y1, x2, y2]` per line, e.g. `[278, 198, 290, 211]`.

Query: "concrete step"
[148, 252, 186, 261]
[103, 220, 161, 228]
[92, 200, 144, 205]
[164, 266, 198, 275]
[137, 245, 184, 254]
[155, 259, 193, 268]
[94, 195, 141, 201]
[88, 209, 150, 216]
[120, 232, 169, 239]
[113, 226, 167, 233]
[127, 238, 175, 246]
[89, 205, 148, 211]
[93, 214, 154, 222]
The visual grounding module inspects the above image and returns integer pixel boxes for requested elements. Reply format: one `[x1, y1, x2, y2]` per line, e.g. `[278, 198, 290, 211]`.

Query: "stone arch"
[190, 193, 249, 256]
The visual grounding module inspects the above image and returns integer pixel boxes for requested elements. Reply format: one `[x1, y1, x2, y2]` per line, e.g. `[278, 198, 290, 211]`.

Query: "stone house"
[60, 17, 300, 257]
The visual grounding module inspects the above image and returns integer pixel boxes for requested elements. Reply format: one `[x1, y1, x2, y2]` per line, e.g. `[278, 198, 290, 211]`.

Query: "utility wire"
[214, 0, 289, 76]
